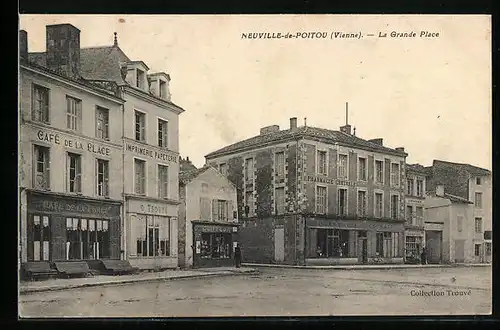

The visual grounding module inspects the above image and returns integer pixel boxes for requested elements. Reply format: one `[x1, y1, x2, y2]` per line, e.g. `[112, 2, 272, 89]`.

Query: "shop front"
[192, 221, 239, 268]
[305, 218, 405, 265]
[126, 197, 178, 270]
[22, 190, 122, 263]
[404, 228, 425, 264]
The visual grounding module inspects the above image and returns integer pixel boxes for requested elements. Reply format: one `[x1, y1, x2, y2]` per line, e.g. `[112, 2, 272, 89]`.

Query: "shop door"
[425, 231, 442, 264]
[454, 239, 465, 263]
[357, 238, 368, 264]
[274, 228, 285, 263]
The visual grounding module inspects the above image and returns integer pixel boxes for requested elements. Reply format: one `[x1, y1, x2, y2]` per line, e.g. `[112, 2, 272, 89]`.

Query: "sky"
[19, 15, 492, 170]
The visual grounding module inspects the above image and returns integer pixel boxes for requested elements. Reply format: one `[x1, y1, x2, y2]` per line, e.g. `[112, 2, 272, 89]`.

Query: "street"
[19, 266, 491, 317]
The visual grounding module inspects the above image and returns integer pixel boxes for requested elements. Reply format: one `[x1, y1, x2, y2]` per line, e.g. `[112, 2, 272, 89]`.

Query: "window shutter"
[212, 199, 218, 221]
[225, 200, 229, 221]
[228, 201, 234, 220]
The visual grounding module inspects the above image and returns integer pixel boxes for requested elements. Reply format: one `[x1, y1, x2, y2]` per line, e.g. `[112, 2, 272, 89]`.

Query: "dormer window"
[136, 69, 145, 89]
[159, 80, 167, 99]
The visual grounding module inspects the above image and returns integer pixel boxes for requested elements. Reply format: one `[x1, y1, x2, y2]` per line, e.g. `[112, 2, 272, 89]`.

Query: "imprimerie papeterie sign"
[125, 143, 178, 163]
[305, 175, 356, 187]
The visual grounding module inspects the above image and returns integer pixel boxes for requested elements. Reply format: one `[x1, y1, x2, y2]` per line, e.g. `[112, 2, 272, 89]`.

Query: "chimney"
[395, 147, 405, 152]
[19, 30, 28, 61]
[436, 184, 445, 197]
[340, 124, 352, 135]
[260, 125, 280, 135]
[290, 117, 297, 130]
[46, 24, 81, 79]
[369, 138, 383, 146]
[186, 156, 190, 163]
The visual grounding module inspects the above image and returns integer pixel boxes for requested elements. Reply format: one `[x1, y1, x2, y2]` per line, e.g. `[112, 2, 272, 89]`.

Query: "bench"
[100, 259, 140, 275]
[53, 261, 91, 278]
[21, 262, 58, 281]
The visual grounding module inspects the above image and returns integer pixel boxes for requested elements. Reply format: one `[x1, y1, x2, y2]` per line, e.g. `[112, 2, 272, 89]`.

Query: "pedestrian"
[234, 243, 242, 268]
[421, 247, 427, 265]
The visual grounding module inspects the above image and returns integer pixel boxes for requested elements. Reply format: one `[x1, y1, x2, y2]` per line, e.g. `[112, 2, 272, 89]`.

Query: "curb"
[19, 270, 259, 295]
[242, 263, 491, 270]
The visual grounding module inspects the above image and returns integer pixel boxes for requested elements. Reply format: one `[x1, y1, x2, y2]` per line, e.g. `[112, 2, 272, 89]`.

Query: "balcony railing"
[34, 172, 50, 190]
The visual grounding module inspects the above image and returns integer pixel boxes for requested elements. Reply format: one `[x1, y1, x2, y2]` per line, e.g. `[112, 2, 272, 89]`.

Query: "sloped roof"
[206, 125, 407, 159]
[432, 160, 491, 177]
[179, 167, 211, 185]
[406, 163, 427, 174]
[426, 192, 473, 204]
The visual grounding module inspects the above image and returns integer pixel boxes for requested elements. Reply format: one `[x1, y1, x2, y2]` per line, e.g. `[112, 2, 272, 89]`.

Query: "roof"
[406, 163, 427, 175]
[206, 125, 408, 159]
[179, 167, 211, 185]
[432, 160, 491, 177]
[444, 193, 474, 204]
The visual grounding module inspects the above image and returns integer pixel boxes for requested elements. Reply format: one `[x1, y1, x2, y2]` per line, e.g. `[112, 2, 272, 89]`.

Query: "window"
[275, 152, 285, 177]
[476, 177, 481, 185]
[29, 215, 50, 261]
[415, 207, 423, 226]
[66, 218, 110, 260]
[375, 192, 383, 218]
[405, 236, 422, 259]
[475, 192, 482, 208]
[317, 151, 327, 175]
[32, 84, 49, 123]
[474, 244, 481, 257]
[66, 96, 82, 131]
[245, 191, 254, 216]
[245, 158, 254, 181]
[159, 80, 167, 99]
[158, 165, 169, 199]
[219, 163, 228, 176]
[135, 215, 170, 257]
[416, 180, 424, 197]
[407, 179, 414, 196]
[338, 188, 347, 216]
[338, 154, 348, 179]
[95, 159, 109, 197]
[33, 145, 50, 190]
[376, 232, 400, 258]
[158, 119, 168, 148]
[316, 186, 327, 214]
[390, 195, 399, 219]
[358, 157, 367, 181]
[136, 69, 145, 89]
[275, 187, 285, 214]
[200, 233, 232, 259]
[475, 218, 483, 233]
[357, 190, 367, 217]
[391, 163, 400, 187]
[213, 199, 229, 221]
[457, 215, 464, 232]
[375, 160, 384, 184]
[135, 111, 146, 141]
[67, 153, 82, 193]
[134, 159, 146, 194]
[315, 229, 350, 258]
[406, 206, 413, 223]
[95, 106, 109, 140]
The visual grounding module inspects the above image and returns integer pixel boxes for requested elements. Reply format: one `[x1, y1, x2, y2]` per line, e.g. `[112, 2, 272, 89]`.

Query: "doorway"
[425, 230, 443, 264]
[357, 230, 368, 264]
[454, 239, 465, 263]
[274, 227, 285, 263]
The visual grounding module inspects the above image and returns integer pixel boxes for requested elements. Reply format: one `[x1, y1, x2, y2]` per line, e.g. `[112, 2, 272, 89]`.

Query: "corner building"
[206, 117, 407, 265]
[19, 25, 125, 263]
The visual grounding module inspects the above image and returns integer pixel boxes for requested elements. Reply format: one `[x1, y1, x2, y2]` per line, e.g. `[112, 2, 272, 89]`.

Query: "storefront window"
[29, 215, 50, 261]
[405, 236, 422, 258]
[135, 215, 170, 257]
[66, 218, 110, 260]
[315, 229, 350, 258]
[376, 232, 401, 258]
[200, 233, 232, 259]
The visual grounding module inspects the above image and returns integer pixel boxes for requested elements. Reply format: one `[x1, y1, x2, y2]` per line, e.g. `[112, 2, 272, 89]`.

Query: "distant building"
[178, 166, 238, 268]
[403, 164, 427, 262]
[205, 115, 408, 265]
[180, 156, 197, 172]
[425, 160, 492, 263]
[425, 185, 475, 264]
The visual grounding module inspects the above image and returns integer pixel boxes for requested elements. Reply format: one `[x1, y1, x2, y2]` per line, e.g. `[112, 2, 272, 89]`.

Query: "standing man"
[234, 243, 242, 268]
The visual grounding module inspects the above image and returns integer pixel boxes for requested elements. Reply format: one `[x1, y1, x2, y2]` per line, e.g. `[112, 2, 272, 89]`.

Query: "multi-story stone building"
[403, 164, 426, 262]
[21, 23, 186, 270]
[178, 166, 239, 269]
[425, 160, 492, 263]
[205, 117, 408, 265]
[19, 25, 125, 264]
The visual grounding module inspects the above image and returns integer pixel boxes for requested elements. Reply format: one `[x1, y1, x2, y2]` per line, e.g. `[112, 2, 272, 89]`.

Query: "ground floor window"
[376, 232, 401, 258]
[405, 236, 422, 258]
[66, 218, 110, 260]
[29, 215, 51, 261]
[200, 233, 232, 259]
[134, 215, 171, 257]
[485, 242, 492, 256]
[474, 244, 481, 256]
[315, 229, 350, 258]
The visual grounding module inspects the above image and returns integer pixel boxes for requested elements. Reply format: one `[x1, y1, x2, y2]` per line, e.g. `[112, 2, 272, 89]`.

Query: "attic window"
[159, 80, 167, 99]
[136, 69, 145, 89]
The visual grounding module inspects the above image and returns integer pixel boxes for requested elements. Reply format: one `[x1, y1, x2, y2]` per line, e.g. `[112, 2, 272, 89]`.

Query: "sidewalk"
[242, 262, 491, 270]
[19, 267, 257, 294]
